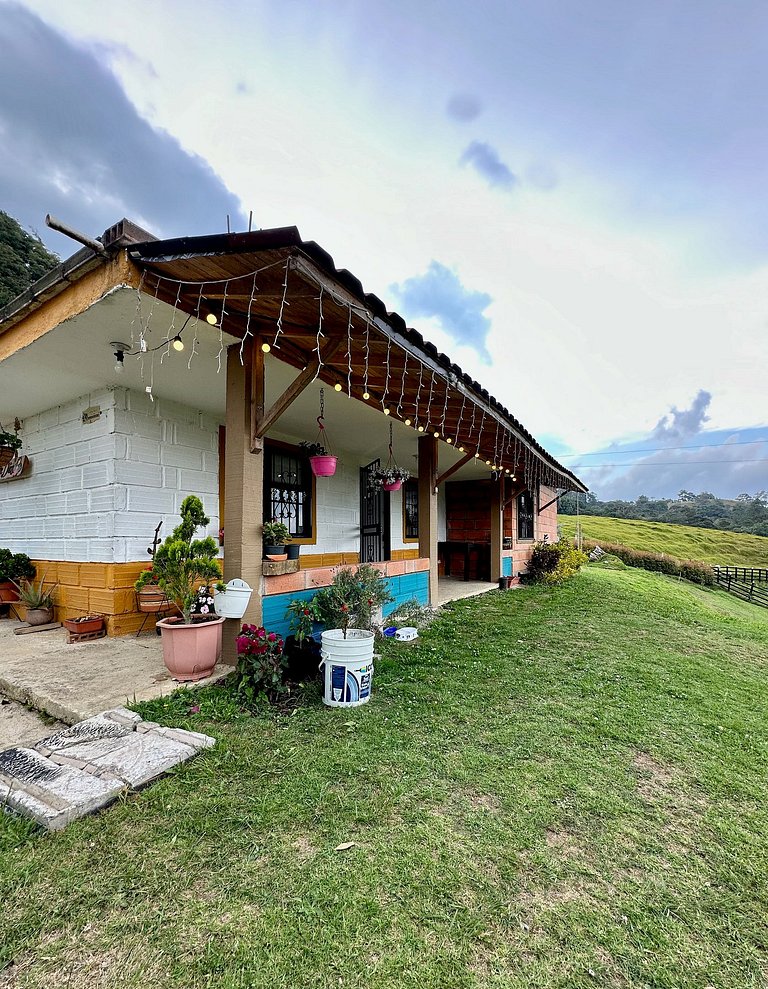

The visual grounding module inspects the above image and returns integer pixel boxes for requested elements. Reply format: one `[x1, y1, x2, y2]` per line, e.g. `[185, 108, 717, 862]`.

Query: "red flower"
[303, 609, 310, 616]
[341, 604, 348, 612]
[236, 635, 251, 654]
[267, 632, 276, 642]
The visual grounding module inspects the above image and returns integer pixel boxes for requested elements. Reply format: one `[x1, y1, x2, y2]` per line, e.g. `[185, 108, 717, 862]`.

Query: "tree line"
[559, 490, 768, 537]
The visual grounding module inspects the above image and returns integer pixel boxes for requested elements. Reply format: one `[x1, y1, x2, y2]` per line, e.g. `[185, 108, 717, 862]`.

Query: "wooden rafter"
[252, 338, 344, 447]
[435, 451, 475, 487]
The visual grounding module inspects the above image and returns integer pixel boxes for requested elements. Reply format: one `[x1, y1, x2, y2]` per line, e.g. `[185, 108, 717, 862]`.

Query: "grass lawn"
[559, 514, 768, 567]
[2, 567, 768, 988]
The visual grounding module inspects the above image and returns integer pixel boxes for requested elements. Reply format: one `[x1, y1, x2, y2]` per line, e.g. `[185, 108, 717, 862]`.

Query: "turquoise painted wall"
[502, 556, 513, 577]
[261, 571, 430, 641]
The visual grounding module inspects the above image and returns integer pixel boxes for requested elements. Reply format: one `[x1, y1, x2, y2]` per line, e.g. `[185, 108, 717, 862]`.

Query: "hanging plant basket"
[301, 388, 338, 478]
[0, 423, 22, 468]
[368, 422, 410, 492]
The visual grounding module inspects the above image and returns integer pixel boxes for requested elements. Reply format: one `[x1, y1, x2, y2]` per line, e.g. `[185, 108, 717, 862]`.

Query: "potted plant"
[313, 565, 393, 707]
[135, 495, 224, 682]
[283, 597, 322, 680]
[300, 439, 337, 478]
[63, 614, 105, 635]
[262, 519, 291, 559]
[0, 550, 36, 603]
[12, 574, 58, 625]
[368, 464, 410, 493]
[0, 425, 22, 469]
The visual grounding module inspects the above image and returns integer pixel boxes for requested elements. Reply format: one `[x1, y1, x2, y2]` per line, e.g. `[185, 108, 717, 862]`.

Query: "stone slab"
[0, 746, 124, 829]
[0, 698, 65, 752]
[0, 707, 216, 830]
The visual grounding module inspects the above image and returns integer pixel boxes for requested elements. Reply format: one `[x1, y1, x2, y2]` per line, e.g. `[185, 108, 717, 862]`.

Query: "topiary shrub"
[526, 539, 588, 585]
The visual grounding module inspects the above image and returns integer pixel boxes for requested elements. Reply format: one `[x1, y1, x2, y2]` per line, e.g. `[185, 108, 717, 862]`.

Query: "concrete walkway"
[0, 619, 232, 725]
[0, 698, 64, 752]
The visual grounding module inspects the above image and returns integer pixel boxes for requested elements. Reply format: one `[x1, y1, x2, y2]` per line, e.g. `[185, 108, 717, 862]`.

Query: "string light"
[206, 312, 218, 325]
[261, 342, 271, 353]
[382, 337, 392, 412]
[425, 373, 435, 432]
[239, 273, 259, 364]
[363, 322, 371, 400]
[311, 287, 324, 382]
[446, 437, 452, 444]
[272, 258, 290, 350]
[345, 306, 353, 396]
[172, 336, 184, 351]
[404, 418, 412, 426]
[396, 352, 408, 418]
[414, 361, 425, 430]
[334, 382, 343, 392]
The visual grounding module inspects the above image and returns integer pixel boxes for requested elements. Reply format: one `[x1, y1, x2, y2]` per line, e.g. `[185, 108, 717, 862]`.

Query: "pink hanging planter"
[310, 455, 337, 477]
[383, 480, 402, 492]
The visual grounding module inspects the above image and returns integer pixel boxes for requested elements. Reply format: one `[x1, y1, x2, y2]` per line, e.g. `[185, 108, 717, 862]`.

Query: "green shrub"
[313, 564, 393, 637]
[234, 624, 288, 705]
[580, 539, 715, 586]
[527, 539, 588, 585]
[0, 550, 35, 584]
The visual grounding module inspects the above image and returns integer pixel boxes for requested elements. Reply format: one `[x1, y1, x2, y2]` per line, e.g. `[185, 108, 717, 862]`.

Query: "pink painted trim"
[262, 556, 431, 595]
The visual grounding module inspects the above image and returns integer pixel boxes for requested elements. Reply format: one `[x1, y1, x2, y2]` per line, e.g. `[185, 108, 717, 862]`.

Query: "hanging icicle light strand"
[363, 322, 371, 398]
[273, 257, 290, 350]
[311, 287, 325, 382]
[345, 306, 353, 396]
[239, 272, 259, 365]
[381, 337, 392, 411]
[396, 352, 408, 417]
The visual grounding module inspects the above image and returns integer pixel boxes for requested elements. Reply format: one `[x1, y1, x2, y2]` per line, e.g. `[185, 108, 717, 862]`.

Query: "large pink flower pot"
[310, 455, 337, 477]
[157, 617, 225, 682]
[383, 480, 402, 492]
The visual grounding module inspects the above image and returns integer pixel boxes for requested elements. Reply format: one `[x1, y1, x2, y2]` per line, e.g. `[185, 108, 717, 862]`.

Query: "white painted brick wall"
[0, 387, 222, 564]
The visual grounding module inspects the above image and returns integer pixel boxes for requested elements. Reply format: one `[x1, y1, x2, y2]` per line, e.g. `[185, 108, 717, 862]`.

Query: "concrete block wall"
[537, 484, 559, 542]
[113, 388, 221, 562]
[0, 388, 221, 565]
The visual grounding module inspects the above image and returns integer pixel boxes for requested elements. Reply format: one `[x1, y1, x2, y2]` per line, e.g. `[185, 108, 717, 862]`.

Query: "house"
[0, 219, 587, 656]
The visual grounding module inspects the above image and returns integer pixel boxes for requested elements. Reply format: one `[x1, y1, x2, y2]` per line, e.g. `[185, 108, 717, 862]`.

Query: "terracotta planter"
[156, 616, 225, 681]
[0, 581, 19, 603]
[63, 615, 104, 634]
[137, 585, 171, 613]
[310, 455, 337, 477]
[26, 607, 54, 626]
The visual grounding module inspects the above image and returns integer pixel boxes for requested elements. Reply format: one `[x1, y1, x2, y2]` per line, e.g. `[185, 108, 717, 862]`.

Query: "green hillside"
[559, 514, 768, 567]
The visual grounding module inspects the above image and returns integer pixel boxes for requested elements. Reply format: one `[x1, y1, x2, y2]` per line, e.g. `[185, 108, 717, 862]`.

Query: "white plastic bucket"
[213, 578, 253, 620]
[320, 629, 375, 707]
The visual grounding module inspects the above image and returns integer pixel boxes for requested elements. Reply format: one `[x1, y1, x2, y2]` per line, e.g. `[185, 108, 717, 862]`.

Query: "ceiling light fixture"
[110, 340, 132, 375]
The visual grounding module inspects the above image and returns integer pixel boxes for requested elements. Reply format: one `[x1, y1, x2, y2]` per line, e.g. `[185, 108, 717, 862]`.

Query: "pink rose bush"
[234, 624, 288, 705]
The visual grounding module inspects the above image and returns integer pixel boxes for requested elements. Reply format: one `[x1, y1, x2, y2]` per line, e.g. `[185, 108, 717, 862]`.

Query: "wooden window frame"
[263, 439, 317, 545]
[517, 489, 535, 541]
[402, 477, 419, 543]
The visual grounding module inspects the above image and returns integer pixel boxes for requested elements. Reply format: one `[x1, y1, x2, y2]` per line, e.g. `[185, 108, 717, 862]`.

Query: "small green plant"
[234, 624, 288, 705]
[134, 495, 222, 622]
[0, 550, 35, 584]
[313, 564, 393, 637]
[285, 597, 322, 644]
[579, 539, 715, 586]
[13, 574, 58, 609]
[262, 520, 291, 545]
[526, 539, 588, 585]
[299, 440, 328, 457]
[0, 430, 21, 452]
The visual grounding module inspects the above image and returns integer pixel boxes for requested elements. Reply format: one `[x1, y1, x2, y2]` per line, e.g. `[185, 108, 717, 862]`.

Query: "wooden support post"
[418, 434, 439, 606]
[223, 339, 264, 664]
[249, 335, 266, 453]
[490, 477, 503, 582]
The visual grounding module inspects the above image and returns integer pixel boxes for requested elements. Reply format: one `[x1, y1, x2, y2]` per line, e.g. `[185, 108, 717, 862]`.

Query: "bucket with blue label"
[320, 629, 375, 707]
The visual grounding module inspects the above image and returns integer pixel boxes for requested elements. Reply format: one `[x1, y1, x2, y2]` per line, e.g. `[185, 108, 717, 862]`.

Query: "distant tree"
[678, 490, 696, 502]
[0, 211, 59, 309]
[736, 493, 752, 503]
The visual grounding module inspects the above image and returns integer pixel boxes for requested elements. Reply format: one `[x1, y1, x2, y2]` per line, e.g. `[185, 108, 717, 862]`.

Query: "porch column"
[490, 476, 503, 582]
[222, 339, 264, 664]
[418, 434, 439, 605]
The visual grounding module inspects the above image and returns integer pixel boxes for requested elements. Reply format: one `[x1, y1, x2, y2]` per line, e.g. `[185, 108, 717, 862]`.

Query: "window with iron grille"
[403, 478, 419, 540]
[263, 442, 314, 539]
[517, 489, 534, 540]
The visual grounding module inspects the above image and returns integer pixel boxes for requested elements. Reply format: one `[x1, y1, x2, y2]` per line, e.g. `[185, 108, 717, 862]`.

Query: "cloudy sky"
[2, 0, 767, 499]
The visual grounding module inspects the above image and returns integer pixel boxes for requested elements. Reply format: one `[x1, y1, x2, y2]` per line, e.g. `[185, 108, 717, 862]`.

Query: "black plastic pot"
[286, 544, 300, 561]
[264, 543, 285, 556]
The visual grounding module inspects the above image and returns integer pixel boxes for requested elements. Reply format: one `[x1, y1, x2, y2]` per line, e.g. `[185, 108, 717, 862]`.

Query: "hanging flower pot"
[301, 388, 338, 477]
[368, 423, 410, 492]
[310, 454, 337, 477]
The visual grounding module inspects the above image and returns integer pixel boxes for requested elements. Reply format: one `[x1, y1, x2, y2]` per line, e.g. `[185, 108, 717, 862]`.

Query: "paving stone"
[0, 747, 124, 830]
[149, 726, 216, 751]
[0, 707, 216, 830]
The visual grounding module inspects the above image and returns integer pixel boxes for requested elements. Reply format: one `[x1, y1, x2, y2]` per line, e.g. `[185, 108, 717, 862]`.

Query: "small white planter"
[213, 578, 253, 620]
[320, 628, 375, 707]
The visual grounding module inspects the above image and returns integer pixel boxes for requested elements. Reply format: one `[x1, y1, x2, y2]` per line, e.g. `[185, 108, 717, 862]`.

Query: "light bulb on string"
[172, 335, 184, 352]
[384, 407, 390, 415]
[363, 391, 370, 400]
[261, 342, 271, 353]
[418, 425, 424, 433]
[459, 446, 465, 452]
[206, 313, 218, 325]
[433, 431, 440, 438]
[446, 437, 452, 444]
[404, 418, 411, 426]
[334, 382, 343, 392]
